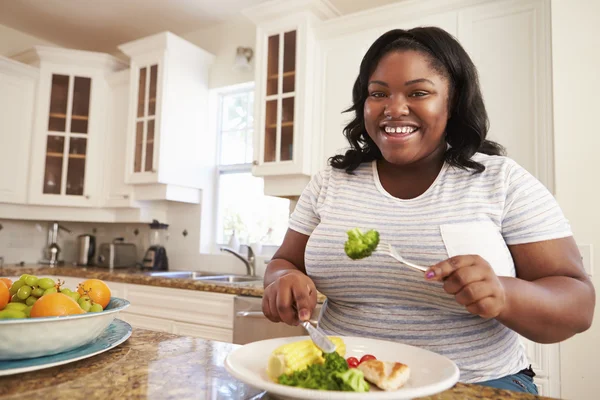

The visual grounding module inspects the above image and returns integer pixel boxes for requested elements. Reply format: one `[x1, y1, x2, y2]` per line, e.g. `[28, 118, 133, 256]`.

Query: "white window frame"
[211, 81, 255, 250]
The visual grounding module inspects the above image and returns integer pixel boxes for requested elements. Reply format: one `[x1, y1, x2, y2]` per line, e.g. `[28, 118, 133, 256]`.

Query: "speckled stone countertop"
[0, 265, 328, 302]
[0, 328, 555, 400]
[0, 265, 266, 297]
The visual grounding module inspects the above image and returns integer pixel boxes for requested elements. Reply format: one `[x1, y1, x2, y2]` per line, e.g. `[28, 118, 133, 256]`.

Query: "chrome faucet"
[220, 245, 255, 276]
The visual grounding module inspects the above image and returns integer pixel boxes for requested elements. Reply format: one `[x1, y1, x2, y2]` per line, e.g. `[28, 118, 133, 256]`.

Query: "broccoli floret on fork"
[344, 228, 380, 260]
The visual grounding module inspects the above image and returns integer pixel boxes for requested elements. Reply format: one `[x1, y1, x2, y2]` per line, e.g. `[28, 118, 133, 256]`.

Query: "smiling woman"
[261, 26, 595, 395]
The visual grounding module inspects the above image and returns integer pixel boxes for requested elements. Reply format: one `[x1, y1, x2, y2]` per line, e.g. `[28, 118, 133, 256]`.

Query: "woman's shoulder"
[469, 153, 523, 178]
[319, 161, 374, 181]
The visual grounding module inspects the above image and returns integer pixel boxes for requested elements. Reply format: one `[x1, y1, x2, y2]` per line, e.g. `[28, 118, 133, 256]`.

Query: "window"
[215, 85, 290, 249]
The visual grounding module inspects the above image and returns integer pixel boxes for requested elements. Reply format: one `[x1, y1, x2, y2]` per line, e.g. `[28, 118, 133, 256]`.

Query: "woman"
[261, 27, 595, 393]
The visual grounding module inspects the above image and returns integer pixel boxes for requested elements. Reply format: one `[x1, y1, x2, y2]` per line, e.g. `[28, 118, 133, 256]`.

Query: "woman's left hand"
[425, 255, 507, 319]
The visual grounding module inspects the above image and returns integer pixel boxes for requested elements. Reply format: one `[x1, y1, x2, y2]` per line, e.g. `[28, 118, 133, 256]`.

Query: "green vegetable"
[344, 228, 380, 260]
[333, 369, 370, 392]
[278, 352, 369, 392]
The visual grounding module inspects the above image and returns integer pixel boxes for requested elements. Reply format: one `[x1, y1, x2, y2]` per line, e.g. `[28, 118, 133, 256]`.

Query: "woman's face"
[364, 50, 450, 167]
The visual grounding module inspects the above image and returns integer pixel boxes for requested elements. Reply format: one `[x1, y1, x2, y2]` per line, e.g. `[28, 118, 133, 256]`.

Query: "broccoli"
[278, 351, 369, 392]
[344, 228, 380, 260]
[333, 369, 371, 392]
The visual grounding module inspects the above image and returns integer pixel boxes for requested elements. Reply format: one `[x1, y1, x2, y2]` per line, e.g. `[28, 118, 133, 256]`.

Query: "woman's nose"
[384, 97, 410, 117]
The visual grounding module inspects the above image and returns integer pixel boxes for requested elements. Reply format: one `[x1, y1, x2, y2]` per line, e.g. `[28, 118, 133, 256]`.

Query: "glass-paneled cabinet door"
[263, 30, 296, 164]
[43, 74, 91, 196]
[134, 64, 158, 173]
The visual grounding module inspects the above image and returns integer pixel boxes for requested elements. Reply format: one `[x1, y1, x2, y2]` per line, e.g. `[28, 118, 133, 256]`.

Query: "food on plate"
[357, 359, 411, 391]
[78, 279, 111, 308]
[267, 337, 346, 380]
[30, 292, 85, 317]
[346, 356, 359, 368]
[278, 351, 370, 392]
[0, 275, 110, 319]
[344, 228, 380, 260]
[0, 280, 9, 310]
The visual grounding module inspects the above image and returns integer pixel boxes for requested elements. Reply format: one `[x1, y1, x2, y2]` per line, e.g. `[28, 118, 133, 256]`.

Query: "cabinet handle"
[252, 160, 258, 166]
[85, 195, 90, 199]
[123, 195, 129, 199]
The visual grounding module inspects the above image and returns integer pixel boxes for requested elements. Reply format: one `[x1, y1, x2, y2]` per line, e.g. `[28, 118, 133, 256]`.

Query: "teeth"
[384, 126, 418, 134]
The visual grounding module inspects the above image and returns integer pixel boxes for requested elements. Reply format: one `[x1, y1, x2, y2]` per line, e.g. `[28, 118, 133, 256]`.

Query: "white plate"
[225, 336, 460, 400]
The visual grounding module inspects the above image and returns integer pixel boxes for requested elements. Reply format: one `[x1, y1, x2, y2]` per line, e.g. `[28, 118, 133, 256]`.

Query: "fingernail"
[299, 310, 310, 320]
[426, 270, 435, 279]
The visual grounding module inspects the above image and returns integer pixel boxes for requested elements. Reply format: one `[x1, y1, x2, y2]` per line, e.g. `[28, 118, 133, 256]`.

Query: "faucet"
[220, 245, 255, 276]
[40, 221, 71, 266]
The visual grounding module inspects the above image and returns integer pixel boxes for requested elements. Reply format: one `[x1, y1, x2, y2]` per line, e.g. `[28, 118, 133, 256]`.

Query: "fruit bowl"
[0, 297, 130, 361]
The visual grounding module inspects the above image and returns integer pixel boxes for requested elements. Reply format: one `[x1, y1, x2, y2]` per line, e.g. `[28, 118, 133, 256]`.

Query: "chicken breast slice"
[357, 360, 410, 391]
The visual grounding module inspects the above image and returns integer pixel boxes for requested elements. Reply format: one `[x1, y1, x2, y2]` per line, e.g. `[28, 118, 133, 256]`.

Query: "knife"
[301, 321, 337, 353]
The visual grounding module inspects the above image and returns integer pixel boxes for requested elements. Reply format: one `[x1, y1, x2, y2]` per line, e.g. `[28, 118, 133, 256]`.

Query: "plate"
[0, 319, 132, 376]
[225, 336, 460, 400]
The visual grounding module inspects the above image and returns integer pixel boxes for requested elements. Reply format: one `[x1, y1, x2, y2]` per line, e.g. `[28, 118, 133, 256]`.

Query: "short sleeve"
[288, 168, 329, 236]
[501, 161, 572, 245]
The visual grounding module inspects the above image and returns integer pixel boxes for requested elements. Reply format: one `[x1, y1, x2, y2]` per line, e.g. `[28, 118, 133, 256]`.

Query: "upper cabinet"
[12, 47, 127, 207]
[0, 57, 38, 204]
[118, 32, 215, 203]
[243, 0, 339, 196]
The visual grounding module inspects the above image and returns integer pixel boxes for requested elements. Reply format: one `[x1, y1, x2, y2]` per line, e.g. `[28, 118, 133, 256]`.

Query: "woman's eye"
[370, 92, 386, 98]
[410, 91, 428, 97]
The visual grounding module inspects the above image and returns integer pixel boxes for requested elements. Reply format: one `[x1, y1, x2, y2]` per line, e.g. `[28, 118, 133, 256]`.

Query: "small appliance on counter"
[142, 220, 169, 271]
[77, 234, 96, 266]
[97, 238, 137, 269]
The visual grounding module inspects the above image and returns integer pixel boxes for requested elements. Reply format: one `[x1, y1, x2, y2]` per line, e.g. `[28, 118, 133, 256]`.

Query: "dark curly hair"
[329, 27, 504, 173]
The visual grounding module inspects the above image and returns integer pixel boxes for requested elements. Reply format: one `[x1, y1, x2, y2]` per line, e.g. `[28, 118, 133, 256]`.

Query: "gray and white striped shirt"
[289, 153, 572, 383]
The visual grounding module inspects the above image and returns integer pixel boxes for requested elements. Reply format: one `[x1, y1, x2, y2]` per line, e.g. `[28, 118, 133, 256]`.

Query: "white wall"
[551, 1, 600, 399]
[182, 17, 256, 89]
[0, 24, 57, 56]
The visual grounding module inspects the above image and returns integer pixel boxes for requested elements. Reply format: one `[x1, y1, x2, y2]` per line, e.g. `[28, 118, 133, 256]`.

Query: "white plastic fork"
[379, 242, 428, 272]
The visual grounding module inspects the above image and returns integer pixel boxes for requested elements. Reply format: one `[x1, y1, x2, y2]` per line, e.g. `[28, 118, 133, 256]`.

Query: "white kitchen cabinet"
[118, 32, 215, 204]
[243, 0, 339, 197]
[0, 57, 37, 204]
[102, 69, 133, 208]
[12, 47, 127, 207]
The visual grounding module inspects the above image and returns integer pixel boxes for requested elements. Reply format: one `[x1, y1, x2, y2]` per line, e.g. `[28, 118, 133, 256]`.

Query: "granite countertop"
[0, 328, 554, 400]
[0, 265, 266, 297]
[0, 265, 328, 302]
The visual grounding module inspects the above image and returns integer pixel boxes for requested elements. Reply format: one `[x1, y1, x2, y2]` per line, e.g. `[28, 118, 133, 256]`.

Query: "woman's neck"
[376, 144, 446, 200]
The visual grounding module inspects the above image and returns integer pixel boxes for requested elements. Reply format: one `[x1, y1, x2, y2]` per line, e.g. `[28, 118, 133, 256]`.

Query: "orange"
[0, 278, 12, 290]
[0, 281, 8, 310]
[77, 279, 111, 308]
[30, 293, 85, 317]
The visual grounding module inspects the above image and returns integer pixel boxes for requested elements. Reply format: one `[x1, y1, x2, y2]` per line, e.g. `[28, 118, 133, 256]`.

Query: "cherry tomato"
[359, 354, 377, 364]
[346, 357, 359, 368]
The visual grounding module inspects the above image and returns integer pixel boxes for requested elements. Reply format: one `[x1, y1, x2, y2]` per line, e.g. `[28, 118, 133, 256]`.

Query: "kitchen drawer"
[124, 283, 234, 329]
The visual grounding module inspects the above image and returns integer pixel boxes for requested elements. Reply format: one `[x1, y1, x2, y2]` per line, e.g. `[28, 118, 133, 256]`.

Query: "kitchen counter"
[0, 265, 266, 297]
[0, 328, 554, 400]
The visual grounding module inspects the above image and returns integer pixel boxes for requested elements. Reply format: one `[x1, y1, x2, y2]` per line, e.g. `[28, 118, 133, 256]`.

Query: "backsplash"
[0, 219, 149, 265]
[0, 218, 271, 277]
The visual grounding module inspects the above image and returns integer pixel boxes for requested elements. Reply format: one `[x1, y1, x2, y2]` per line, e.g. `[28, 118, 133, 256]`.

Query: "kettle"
[77, 234, 96, 266]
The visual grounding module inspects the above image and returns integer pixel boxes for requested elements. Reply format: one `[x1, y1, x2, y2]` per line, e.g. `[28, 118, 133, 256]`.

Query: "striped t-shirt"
[288, 153, 572, 383]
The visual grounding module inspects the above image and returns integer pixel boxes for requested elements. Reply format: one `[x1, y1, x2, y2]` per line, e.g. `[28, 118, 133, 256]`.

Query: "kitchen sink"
[145, 271, 262, 284]
[196, 275, 262, 284]
[144, 271, 218, 279]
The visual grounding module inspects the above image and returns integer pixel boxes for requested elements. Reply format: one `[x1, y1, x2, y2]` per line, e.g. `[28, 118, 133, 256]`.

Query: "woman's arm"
[496, 236, 595, 343]
[264, 229, 310, 287]
[262, 229, 317, 324]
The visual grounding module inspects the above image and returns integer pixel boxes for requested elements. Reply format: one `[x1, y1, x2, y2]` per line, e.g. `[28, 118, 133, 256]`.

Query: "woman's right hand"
[262, 270, 317, 326]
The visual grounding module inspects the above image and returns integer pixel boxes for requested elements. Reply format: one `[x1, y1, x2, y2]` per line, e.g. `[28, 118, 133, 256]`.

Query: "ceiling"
[0, 0, 401, 53]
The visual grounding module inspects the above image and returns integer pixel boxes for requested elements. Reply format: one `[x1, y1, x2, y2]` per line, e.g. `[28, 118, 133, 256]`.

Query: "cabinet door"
[171, 321, 233, 342]
[257, 30, 297, 167]
[120, 312, 172, 333]
[132, 64, 159, 175]
[43, 74, 92, 198]
[103, 70, 132, 207]
[0, 62, 36, 204]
